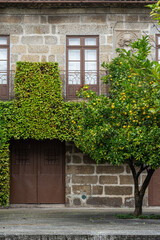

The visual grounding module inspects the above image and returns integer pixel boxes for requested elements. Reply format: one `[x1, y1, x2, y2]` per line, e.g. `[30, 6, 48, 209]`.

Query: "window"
[66, 36, 99, 99]
[156, 34, 160, 63]
[0, 36, 9, 100]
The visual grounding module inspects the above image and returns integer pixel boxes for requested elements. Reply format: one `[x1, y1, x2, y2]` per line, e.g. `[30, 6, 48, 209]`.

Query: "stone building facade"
[65, 143, 148, 207]
[0, 0, 159, 207]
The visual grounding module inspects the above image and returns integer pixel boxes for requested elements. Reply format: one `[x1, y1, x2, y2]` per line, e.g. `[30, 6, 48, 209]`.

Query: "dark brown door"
[149, 168, 160, 206]
[10, 139, 65, 204]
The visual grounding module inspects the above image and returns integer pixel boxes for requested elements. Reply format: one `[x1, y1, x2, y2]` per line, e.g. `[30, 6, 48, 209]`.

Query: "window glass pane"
[68, 72, 80, 84]
[0, 61, 7, 71]
[85, 38, 97, 46]
[158, 48, 160, 60]
[85, 72, 97, 85]
[0, 72, 7, 84]
[85, 50, 97, 61]
[69, 38, 80, 46]
[158, 36, 160, 45]
[0, 37, 7, 45]
[0, 49, 7, 60]
[85, 62, 97, 71]
[69, 62, 80, 71]
[68, 50, 80, 61]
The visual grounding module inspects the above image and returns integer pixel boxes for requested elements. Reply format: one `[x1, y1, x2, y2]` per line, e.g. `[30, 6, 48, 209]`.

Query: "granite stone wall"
[0, 6, 157, 207]
[65, 142, 148, 207]
[0, 7, 158, 98]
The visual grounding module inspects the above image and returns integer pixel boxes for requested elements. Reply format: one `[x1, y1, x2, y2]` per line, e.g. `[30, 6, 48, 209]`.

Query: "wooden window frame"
[66, 35, 99, 99]
[156, 34, 160, 63]
[0, 35, 10, 100]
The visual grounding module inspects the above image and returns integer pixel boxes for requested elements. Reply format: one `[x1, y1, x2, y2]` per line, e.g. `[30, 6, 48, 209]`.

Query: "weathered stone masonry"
[0, 5, 159, 207]
[65, 142, 148, 207]
[0, 7, 158, 98]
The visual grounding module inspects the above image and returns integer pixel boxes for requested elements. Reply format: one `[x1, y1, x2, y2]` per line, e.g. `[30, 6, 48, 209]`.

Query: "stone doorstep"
[9, 204, 66, 208]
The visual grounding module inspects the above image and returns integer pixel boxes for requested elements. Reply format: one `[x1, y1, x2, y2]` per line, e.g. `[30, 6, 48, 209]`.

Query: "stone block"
[72, 154, 82, 164]
[0, 24, 23, 35]
[86, 197, 122, 207]
[126, 165, 131, 173]
[57, 24, 109, 35]
[107, 36, 113, 44]
[11, 64, 16, 71]
[125, 15, 138, 22]
[105, 186, 133, 195]
[73, 198, 81, 206]
[66, 175, 71, 184]
[21, 36, 43, 44]
[11, 54, 18, 64]
[66, 186, 71, 195]
[72, 185, 91, 194]
[10, 36, 19, 44]
[11, 45, 26, 54]
[108, 15, 123, 22]
[83, 155, 96, 164]
[99, 176, 118, 184]
[111, 22, 124, 29]
[60, 36, 65, 45]
[56, 55, 64, 66]
[100, 36, 106, 45]
[67, 165, 94, 174]
[92, 186, 103, 195]
[125, 197, 134, 207]
[0, 15, 21, 23]
[66, 155, 71, 163]
[21, 55, 40, 62]
[100, 54, 109, 64]
[51, 46, 65, 55]
[45, 36, 57, 45]
[41, 16, 47, 24]
[139, 15, 153, 22]
[48, 16, 80, 24]
[23, 16, 39, 24]
[81, 15, 106, 23]
[120, 175, 133, 185]
[97, 165, 124, 174]
[48, 55, 55, 62]
[28, 45, 49, 53]
[52, 26, 56, 34]
[25, 25, 50, 34]
[41, 55, 47, 62]
[125, 22, 149, 30]
[72, 175, 98, 184]
[100, 45, 112, 53]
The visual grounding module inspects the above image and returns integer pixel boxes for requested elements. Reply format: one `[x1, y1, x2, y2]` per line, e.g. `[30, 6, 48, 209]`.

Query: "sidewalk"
[0, 207, 160, 239]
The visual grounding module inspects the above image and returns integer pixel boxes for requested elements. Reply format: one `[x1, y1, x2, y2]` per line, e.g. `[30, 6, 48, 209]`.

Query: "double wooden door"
[10, 139, 65, 204]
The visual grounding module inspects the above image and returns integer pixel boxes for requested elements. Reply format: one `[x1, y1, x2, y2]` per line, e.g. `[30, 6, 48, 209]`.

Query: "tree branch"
[140, 168, 155, 198]
[136, 165, 149, 179]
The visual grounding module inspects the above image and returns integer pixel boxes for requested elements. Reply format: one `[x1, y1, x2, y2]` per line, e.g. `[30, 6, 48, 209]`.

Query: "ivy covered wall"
[0, 62, 76, 206]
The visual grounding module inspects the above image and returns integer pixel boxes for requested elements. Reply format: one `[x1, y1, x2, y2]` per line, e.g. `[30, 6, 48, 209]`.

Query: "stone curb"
[0, 235, 160, 240]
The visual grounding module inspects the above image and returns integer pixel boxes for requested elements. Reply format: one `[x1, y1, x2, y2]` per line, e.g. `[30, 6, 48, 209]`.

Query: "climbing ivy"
[0, 62, 75, 206]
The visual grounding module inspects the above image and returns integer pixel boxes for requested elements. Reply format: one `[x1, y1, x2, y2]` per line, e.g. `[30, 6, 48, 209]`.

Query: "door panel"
[38, 140, 65, 203]
[10, 139, 65, 204]
[149, 168, 160, 206]
[10, 140, 37, 204]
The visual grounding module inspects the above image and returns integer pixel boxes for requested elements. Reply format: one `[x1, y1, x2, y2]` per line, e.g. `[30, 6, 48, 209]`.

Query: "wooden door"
[10, 139, 65, 204]
[148, 168, 160, 206]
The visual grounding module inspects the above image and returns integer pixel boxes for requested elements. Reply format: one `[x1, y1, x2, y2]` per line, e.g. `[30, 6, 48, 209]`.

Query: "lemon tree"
[72, 36, 160, 217]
